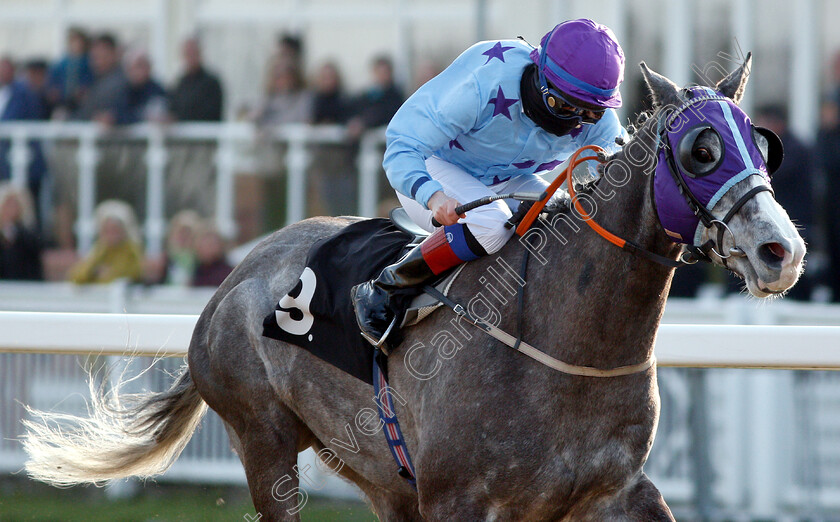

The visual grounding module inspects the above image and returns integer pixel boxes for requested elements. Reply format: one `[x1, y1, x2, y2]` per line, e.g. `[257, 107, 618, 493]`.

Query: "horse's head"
[638, 55, 805, 298]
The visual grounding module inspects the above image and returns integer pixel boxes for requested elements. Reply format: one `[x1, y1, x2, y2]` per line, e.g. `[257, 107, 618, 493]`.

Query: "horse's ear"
[715, 52, 752, 105]
[639, 62, 681, 109]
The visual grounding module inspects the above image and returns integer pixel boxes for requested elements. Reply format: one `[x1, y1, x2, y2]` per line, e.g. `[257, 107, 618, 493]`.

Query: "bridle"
[515, 92, 776, 270]
[654, 92, 775, 267]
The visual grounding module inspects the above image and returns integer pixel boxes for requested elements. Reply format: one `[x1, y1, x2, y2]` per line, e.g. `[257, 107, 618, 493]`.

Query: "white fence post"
[746, 370, 781, 517]
[214, 125, 238, 240]
[357, 130, 382, 218]
[285, 128, 310, 225]
[76, 129, 100, 255]
[789, 0, 819, 143]
[10, 131, 30, 188]
[145, 126, 168, 257]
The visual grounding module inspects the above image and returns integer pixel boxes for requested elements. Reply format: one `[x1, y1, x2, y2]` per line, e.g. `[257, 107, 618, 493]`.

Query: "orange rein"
[515, 145, 626, 249]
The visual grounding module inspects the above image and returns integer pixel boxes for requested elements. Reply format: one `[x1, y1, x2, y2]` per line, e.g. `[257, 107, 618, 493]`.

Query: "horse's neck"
[527, 134, 679, 369]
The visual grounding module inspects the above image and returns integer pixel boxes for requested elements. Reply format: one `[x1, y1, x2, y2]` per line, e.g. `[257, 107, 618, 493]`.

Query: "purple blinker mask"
[653, 87, 776, 245]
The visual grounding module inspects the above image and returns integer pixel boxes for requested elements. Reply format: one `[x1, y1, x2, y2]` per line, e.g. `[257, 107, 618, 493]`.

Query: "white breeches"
[396, 156, 553, 254]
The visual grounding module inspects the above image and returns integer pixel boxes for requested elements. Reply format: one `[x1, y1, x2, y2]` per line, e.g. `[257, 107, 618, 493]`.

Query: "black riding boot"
[352, 226, 476, 348]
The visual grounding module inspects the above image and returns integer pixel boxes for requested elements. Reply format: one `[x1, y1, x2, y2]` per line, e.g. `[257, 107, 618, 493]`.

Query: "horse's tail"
[22, 361, 207, 487]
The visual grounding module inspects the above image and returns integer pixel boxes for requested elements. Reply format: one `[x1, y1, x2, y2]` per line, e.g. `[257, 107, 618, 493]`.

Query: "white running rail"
[1, 311, 839, 370]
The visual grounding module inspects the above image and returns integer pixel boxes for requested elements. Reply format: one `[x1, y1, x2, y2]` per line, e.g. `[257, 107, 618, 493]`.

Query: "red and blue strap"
[372, 351, 417, 489]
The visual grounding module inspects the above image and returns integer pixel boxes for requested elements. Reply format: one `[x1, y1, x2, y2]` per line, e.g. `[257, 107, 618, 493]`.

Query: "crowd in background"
[1, 184, 233, 287]
[0, 28, 407, 288]
[2, 27, 840, 303]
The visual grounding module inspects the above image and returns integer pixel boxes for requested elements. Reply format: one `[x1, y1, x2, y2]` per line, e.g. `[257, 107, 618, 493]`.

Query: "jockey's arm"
[382, 62, 482, 210]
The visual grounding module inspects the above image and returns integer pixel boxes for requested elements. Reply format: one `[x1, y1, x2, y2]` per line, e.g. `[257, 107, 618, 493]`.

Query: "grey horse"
[23, 58, 805, 521]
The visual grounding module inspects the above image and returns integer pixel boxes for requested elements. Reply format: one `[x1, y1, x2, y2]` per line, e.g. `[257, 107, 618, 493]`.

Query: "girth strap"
[372, 351, 417, 489]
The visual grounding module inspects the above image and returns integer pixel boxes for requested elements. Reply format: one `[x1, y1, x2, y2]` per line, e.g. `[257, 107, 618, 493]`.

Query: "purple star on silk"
[513, 160, 535, 169]
[536, 159, 563, 172]
[449, 139, 464, 151]
[491, 175, 511, 185]
[489, 86, 517, 120]
[482, 42, 515, 64]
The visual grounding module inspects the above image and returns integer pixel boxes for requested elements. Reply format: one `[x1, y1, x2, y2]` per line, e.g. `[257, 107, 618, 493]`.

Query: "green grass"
[0, 480, 377, 521]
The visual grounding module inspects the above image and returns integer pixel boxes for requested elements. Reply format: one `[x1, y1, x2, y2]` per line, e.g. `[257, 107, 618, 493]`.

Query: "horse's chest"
[483, 394, 656, 515]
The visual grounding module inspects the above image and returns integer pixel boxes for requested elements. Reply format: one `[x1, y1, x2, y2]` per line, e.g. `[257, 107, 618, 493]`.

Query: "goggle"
[539, 83, 605, 125]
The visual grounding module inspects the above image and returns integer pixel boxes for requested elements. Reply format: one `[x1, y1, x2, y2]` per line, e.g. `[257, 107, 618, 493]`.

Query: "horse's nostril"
[758, 242, 786, 267]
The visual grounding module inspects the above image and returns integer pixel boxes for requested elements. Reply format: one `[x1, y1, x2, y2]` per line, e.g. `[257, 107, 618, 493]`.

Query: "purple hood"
[654, 87, 772, 244]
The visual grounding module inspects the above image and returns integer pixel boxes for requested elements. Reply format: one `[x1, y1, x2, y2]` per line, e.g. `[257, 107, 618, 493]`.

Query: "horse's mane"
[626, 108, 656, 138]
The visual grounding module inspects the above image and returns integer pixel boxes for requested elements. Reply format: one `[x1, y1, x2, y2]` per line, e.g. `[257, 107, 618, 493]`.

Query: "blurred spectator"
[254, 59, 313, 126]
[306, 61, 356, 216]
[831, 51, 840, 105]
[312, 61, 350, 124]
[818, 96, 840, 302]
[23, 60, 53, 119]
[191, 222, 232, 287]
[0, 183, 41, 280]
[73, 33, 128, 126]
[412, 59, 442, 92]
[122, 48, 166, 124]
[169, 37, 223, 121]
[47, 27, 93, 117]
[164, 38, 222, 221]
[346, 55, 404, 138]
[68, 199, 143, 284]
[147, 209, 201, 286]
[0, 56, 48, 205]
[278, 34, 304, 75]
[668, 263, 711, 298]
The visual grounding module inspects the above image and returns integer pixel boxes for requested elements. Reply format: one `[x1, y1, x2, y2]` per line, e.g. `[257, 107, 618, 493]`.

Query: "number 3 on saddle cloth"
[262, 218, 421, 385]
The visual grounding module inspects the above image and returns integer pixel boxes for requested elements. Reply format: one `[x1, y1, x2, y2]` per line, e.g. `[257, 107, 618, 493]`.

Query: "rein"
[516, 99, 775, 270]
[517, 145, 684, 268]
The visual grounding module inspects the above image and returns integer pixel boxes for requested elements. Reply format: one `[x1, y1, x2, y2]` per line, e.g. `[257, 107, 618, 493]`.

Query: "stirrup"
[360, 314, 399, 354]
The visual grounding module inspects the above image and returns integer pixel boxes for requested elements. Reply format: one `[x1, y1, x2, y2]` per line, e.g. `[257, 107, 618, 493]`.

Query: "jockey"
[352, 18, 629, 346]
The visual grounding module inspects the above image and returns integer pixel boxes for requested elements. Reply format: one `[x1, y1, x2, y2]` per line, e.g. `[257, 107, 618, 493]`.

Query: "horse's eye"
[677, 125, 722, 177]
[693, 147, 713, 163]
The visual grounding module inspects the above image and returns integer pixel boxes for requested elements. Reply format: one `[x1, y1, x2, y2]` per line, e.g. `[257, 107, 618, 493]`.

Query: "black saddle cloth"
[262, 218, 413, 384]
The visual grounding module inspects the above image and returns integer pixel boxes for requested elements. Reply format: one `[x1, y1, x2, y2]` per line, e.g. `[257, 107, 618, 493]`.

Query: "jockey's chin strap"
[515, 145, 685, 269]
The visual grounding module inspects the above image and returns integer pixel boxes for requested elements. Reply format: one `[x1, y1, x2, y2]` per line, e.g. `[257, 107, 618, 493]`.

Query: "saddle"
[388, 207, 429, 241]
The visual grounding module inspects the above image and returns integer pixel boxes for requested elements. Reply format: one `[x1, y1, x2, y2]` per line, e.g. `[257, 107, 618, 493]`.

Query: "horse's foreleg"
[566, 472, 675, 522]
[620, 472, 675, 521]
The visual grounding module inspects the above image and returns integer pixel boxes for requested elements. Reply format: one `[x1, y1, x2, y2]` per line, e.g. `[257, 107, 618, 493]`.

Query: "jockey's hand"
[428, 191, 465, 227]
